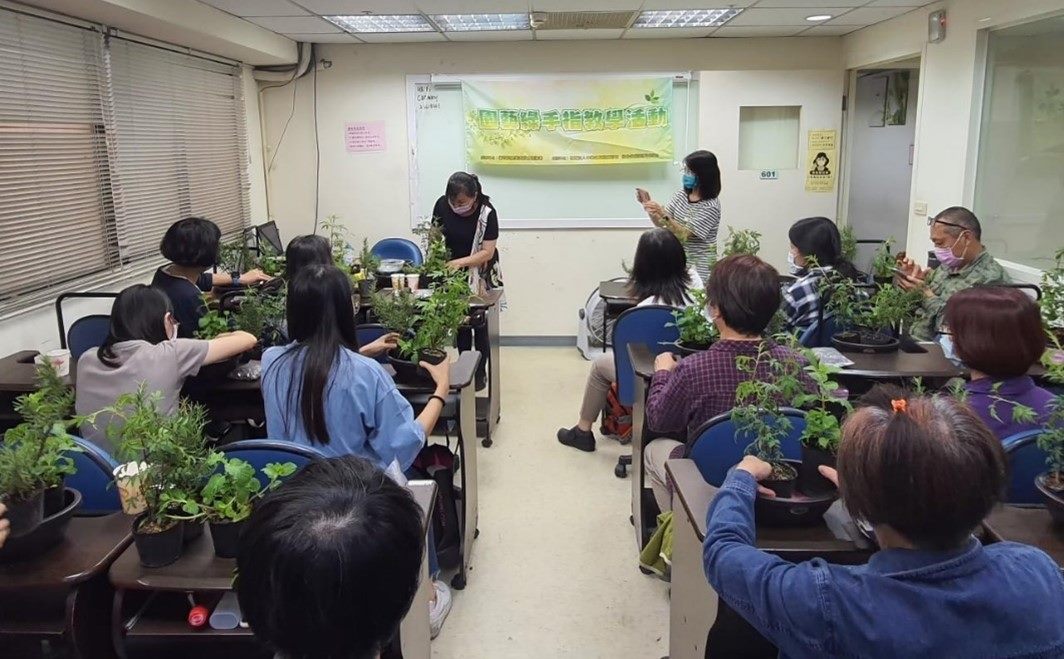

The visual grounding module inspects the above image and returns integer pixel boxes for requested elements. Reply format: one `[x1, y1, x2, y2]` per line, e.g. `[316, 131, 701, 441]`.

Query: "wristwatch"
[230, 271, 241, 286]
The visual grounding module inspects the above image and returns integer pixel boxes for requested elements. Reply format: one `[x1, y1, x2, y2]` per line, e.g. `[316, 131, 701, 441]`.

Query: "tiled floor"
[432, 347, 669, 659]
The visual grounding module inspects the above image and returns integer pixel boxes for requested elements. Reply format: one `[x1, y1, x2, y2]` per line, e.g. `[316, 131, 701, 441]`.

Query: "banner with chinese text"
[462, 77, 673, 166]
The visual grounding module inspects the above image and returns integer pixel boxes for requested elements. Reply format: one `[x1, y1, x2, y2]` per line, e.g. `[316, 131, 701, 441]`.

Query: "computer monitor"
[256, 221, 283, 255]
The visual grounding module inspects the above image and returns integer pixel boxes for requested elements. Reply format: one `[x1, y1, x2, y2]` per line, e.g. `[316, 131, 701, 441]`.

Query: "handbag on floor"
[411, 444, 462, 569]
[600, 382, 633, 444]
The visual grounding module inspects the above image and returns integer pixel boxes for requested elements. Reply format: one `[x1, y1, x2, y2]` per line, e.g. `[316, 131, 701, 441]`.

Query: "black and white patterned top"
[781, 266, 834, 331]
[664, 190, 721, 282]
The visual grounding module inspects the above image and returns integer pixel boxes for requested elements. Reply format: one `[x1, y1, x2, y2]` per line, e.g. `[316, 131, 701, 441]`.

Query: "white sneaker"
[429, 580, 453, 639]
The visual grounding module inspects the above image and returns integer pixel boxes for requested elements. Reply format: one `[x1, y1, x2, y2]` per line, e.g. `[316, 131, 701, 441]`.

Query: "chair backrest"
[356, 323, 391, 363]
[67, 436, 121, 515]
[55, 291, 119, 351]
[220, 440, 325, 488]
[1002, 429, 1049, 505]
[1005, 283, 1042, 302]
[689, 409, 806, 486]
[68, 315, 112, 361]
[372, 238, 424, 266]
[611, 305, 680, 406]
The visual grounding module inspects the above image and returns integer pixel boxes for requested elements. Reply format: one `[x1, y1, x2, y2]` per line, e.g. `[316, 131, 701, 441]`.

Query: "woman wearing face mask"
[75, 284, 257, 452]
[638, 150, 722, 282]
[781, 217, 863, 331]
[432, 171, 503, 390]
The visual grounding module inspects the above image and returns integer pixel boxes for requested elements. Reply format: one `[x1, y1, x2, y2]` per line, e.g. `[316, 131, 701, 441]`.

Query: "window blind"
[0, 10, 115, 304]
[107, 38, 249, 263]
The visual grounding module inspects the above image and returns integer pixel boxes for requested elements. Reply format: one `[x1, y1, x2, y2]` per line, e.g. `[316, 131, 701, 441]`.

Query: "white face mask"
[939, 334, 960, 365]
[787, 251, 801, 275]
[166, 315, 179, 341]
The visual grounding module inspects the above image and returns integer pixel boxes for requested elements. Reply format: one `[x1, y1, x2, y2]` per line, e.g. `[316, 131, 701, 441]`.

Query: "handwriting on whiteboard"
[415, 84, 441, 111]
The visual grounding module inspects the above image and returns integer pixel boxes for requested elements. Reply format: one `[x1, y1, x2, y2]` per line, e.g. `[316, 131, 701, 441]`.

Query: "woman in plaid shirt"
[781, 217, 863, 332]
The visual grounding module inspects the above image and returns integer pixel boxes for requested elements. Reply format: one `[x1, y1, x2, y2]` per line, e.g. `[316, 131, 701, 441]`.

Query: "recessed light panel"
[325, 14, 435, 33]
[806, 15, 833, 22]
[432, 14, 531, 32]
[632, 8, 743, 29]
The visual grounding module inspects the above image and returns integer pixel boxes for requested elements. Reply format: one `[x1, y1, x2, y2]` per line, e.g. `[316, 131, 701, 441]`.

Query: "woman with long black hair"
[75, 284, 257, 451]
[557, 229, 702, 453]
[433, 171, 503, 390]
[781, 217, 863, 331]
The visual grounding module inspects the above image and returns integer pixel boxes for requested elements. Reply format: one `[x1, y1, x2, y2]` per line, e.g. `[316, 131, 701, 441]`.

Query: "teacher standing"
[433, 171, 503, 391]
[640, 150, 722, 282]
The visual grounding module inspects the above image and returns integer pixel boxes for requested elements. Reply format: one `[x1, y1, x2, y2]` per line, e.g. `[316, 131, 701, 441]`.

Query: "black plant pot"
[133, 516, 185, 568]
[0, 489, 82, 564]
[799, 445, 838, 497]
[1035, 473, 1064, 525]
[43, 480, 67, 517]
[359, 278, 376, 297]
[832, 331, 900, 354]
[388, 349, 446, 386]
[4, 490, 45, 538]
[760, 461, 798, 499]
[675, 339, 711, 357]
[209, 519, 247, 559]
[756, 460, 839, 527]
[183, 519, 206, 545]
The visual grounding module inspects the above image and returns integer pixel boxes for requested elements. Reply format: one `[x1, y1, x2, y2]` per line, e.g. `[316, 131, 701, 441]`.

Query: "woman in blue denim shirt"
[704, 388, 1064, 659]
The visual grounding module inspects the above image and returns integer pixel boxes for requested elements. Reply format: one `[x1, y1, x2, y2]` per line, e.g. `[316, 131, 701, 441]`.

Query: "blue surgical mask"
[939, 334, 961, 365]
[682, 173, 697, 191]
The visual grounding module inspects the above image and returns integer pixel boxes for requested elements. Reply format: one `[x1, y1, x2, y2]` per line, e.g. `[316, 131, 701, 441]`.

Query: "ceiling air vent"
[537, 11, 638, 30]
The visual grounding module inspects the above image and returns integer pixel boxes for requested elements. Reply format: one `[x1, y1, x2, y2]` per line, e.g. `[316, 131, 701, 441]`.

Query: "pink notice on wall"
[344, 121, 386, 153]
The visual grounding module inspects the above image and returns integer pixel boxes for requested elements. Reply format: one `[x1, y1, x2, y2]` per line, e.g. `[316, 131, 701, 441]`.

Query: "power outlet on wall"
[914, 201, 928, 216]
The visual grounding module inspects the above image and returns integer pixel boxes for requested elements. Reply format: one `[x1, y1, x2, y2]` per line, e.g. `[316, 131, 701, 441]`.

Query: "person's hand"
[818, 465, 839, 488]
[445, 259, 464, 270]
[240, 268, 273, 285]
[421, 358, 451, 392]
[0, 503, 9, 549]
[735, 455, 779, 497]
[654, 352, 679, 372]
[360, 333, 399, 357]
[643, 201, 664, 220]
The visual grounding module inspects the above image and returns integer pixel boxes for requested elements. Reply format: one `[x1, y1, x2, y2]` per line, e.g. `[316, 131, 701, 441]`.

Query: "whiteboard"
[406, 73, 700, 230]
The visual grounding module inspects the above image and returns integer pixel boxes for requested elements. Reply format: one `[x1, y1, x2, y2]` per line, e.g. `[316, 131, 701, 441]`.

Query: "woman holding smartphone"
[638, 150, 722, 282]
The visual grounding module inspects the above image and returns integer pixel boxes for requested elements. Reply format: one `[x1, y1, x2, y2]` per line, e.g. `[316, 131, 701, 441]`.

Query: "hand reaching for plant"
[240, 268, 273, 285]
[654, 352, 679, 373]
[360, 333, 400, 357]
[735, 455, 781, 498]
[421, 358, 451, 394]
[0, 503, 9, 549]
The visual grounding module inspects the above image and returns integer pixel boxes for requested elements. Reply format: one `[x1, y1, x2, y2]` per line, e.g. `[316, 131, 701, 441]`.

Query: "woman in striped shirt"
[640, 150, 722, 282]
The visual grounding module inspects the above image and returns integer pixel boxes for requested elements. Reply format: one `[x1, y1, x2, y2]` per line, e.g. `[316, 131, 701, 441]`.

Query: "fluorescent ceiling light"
[632, 8, 743, 29]
[432, 13, 530, 32]
[325, 14, 434, 33]
[805, 14, 833, 21]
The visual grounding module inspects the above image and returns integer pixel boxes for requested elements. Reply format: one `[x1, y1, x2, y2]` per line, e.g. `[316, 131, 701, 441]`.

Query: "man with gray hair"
[896, 206, 1008, 340]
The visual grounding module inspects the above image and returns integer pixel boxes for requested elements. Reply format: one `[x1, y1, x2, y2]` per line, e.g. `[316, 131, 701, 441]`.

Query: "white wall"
[843, 0, 1064, 281]
[847, 69, 919, 246]
[259, 39, 846, 336]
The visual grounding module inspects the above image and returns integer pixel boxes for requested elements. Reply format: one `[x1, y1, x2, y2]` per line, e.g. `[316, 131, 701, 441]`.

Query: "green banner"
[463, 77, 673, 166]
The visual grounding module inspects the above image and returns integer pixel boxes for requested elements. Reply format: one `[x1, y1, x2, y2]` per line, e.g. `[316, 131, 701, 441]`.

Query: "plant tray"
[0, 488, 81, 564]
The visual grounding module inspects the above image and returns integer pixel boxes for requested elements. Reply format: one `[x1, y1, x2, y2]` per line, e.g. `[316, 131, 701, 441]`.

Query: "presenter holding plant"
[637, 150, 722, 282]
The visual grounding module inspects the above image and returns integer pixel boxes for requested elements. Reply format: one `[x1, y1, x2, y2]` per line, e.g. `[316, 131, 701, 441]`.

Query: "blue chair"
[372, 238, 423, 266]
[688, 409, 806, 486]
[612, 305, 681, 407]
[220, 440, 325, 488]
[1002, 429, 1050, 505]
[67, 315, 112, 361]
[798, 320, 821, 348]
[356, 323, 391, 364]
[66, 437, 121, 516]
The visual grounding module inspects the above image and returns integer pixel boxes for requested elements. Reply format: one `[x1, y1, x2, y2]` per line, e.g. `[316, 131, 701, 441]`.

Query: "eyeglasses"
[927, 217, 967, 231]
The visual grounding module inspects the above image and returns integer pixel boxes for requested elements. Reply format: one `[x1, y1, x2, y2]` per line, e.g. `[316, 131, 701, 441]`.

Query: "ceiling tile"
[355, 31, 448, 42]
[640, 0, 757, 7]
[798, 24, 862, 35]
[414, 0, 529, 11]
[200, 0, 308, 16]
[530, 0, 641, 10]
[245, 16, 341, 32]
[445, 30, 535, 41]
[825, 6, 910, 23]
[623, 26, 716, 38]
[293, 0, 421, 12]
[535, 28, 625, 39]
[728, 7, 856, 26]
[711, 25, 807, 36]
[282, 32, 363, 42]
[751, 0, 865, 6]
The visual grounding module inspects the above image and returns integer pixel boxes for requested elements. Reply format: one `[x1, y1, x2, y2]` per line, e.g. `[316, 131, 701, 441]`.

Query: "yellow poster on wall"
[462, 77, 673, 166]
[805, 130, 837, 193]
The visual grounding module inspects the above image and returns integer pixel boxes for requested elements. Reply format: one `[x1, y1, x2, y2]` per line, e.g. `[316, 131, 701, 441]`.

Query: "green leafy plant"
[839, 225, 857, 264]
[320, 215, 351, 270]
[259, 254, 284, 277]
[1037, 340, 1064, 490]
[398, 275, 471, 360]
[870, 238, 897, 280]
[233, 286, 286, 346]
[371, 289, 420, 334]
[168, 455, 296, 523]
[196, 307, 231, 340]
[358, 237, 381, 275]
[722, 226, 761, 258]
[669, 288, 717, 348]
[1040, 247, 1064, 332]
[416, 220, 453, 281]
[827, 278, 921, 344]
[792, 348, 852, 453]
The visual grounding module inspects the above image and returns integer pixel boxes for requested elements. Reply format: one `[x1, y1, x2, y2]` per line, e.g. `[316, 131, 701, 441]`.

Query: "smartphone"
[635, 188, 650, 204]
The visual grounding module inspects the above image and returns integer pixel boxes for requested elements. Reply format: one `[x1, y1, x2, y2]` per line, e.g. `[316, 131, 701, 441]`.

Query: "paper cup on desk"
[34, 349, 71, 377]
[390, 274, 404, 291]
[113, 461, 149, 515]
[406, 274, 420, 291]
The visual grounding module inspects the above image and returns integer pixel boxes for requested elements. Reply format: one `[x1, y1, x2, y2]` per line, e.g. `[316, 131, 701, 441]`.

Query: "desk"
[108, 482, 437, 659]
[470, 290, 503, 448]
[598, 280, 638, 348]
[840, 342, 963, 380]
[0, 350, 71, 431]
[983, 505, 1064, 568]
[666, 459, 872, 659]
[0, 513, 133, 658]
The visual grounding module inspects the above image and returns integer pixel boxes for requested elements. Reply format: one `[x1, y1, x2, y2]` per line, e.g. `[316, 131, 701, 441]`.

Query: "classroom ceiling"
[195, 0, 938, 43]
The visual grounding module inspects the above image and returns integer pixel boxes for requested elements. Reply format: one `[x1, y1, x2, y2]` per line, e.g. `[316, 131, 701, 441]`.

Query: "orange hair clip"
[891, 399, 908, 413]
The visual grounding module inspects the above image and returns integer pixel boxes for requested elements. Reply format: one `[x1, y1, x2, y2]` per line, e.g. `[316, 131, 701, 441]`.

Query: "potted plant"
[416, 221, 454, 287]
[839, 224, 858, 263]
[389, 274, 470, 385]
[1040, 247, 1064, 345]
[722, 226, 762, 258]
[669, 289, 717, 355]
[869, 238, 897, 285]
[233, 286, 287, 356]
[793, 348, 852, 496]
[371, 288, 420, 335]
[1036, 343, 1064, 523]
[320, 215, 352, 270]
[827, 279, 922, 353]
[355, 238, 381, 297]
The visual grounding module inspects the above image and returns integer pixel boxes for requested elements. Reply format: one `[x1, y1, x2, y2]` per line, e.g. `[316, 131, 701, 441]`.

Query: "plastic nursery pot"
[831, 331, 900, 354]
[675, 339, 711, 357]
[209, 519, 247, 559]
[2, 490, 45, 538]
[183, 519, 206, 545]
[0, 488, 82, 564]
[133, 515, 185, 568]
[1035, 473, 1064, 526]
[760, 461, 798, 499]
[798, 446, 838, 497]
[756, 460, 839, 528]
[388, 348, 447, 386]
[43, 479, 67, 517]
